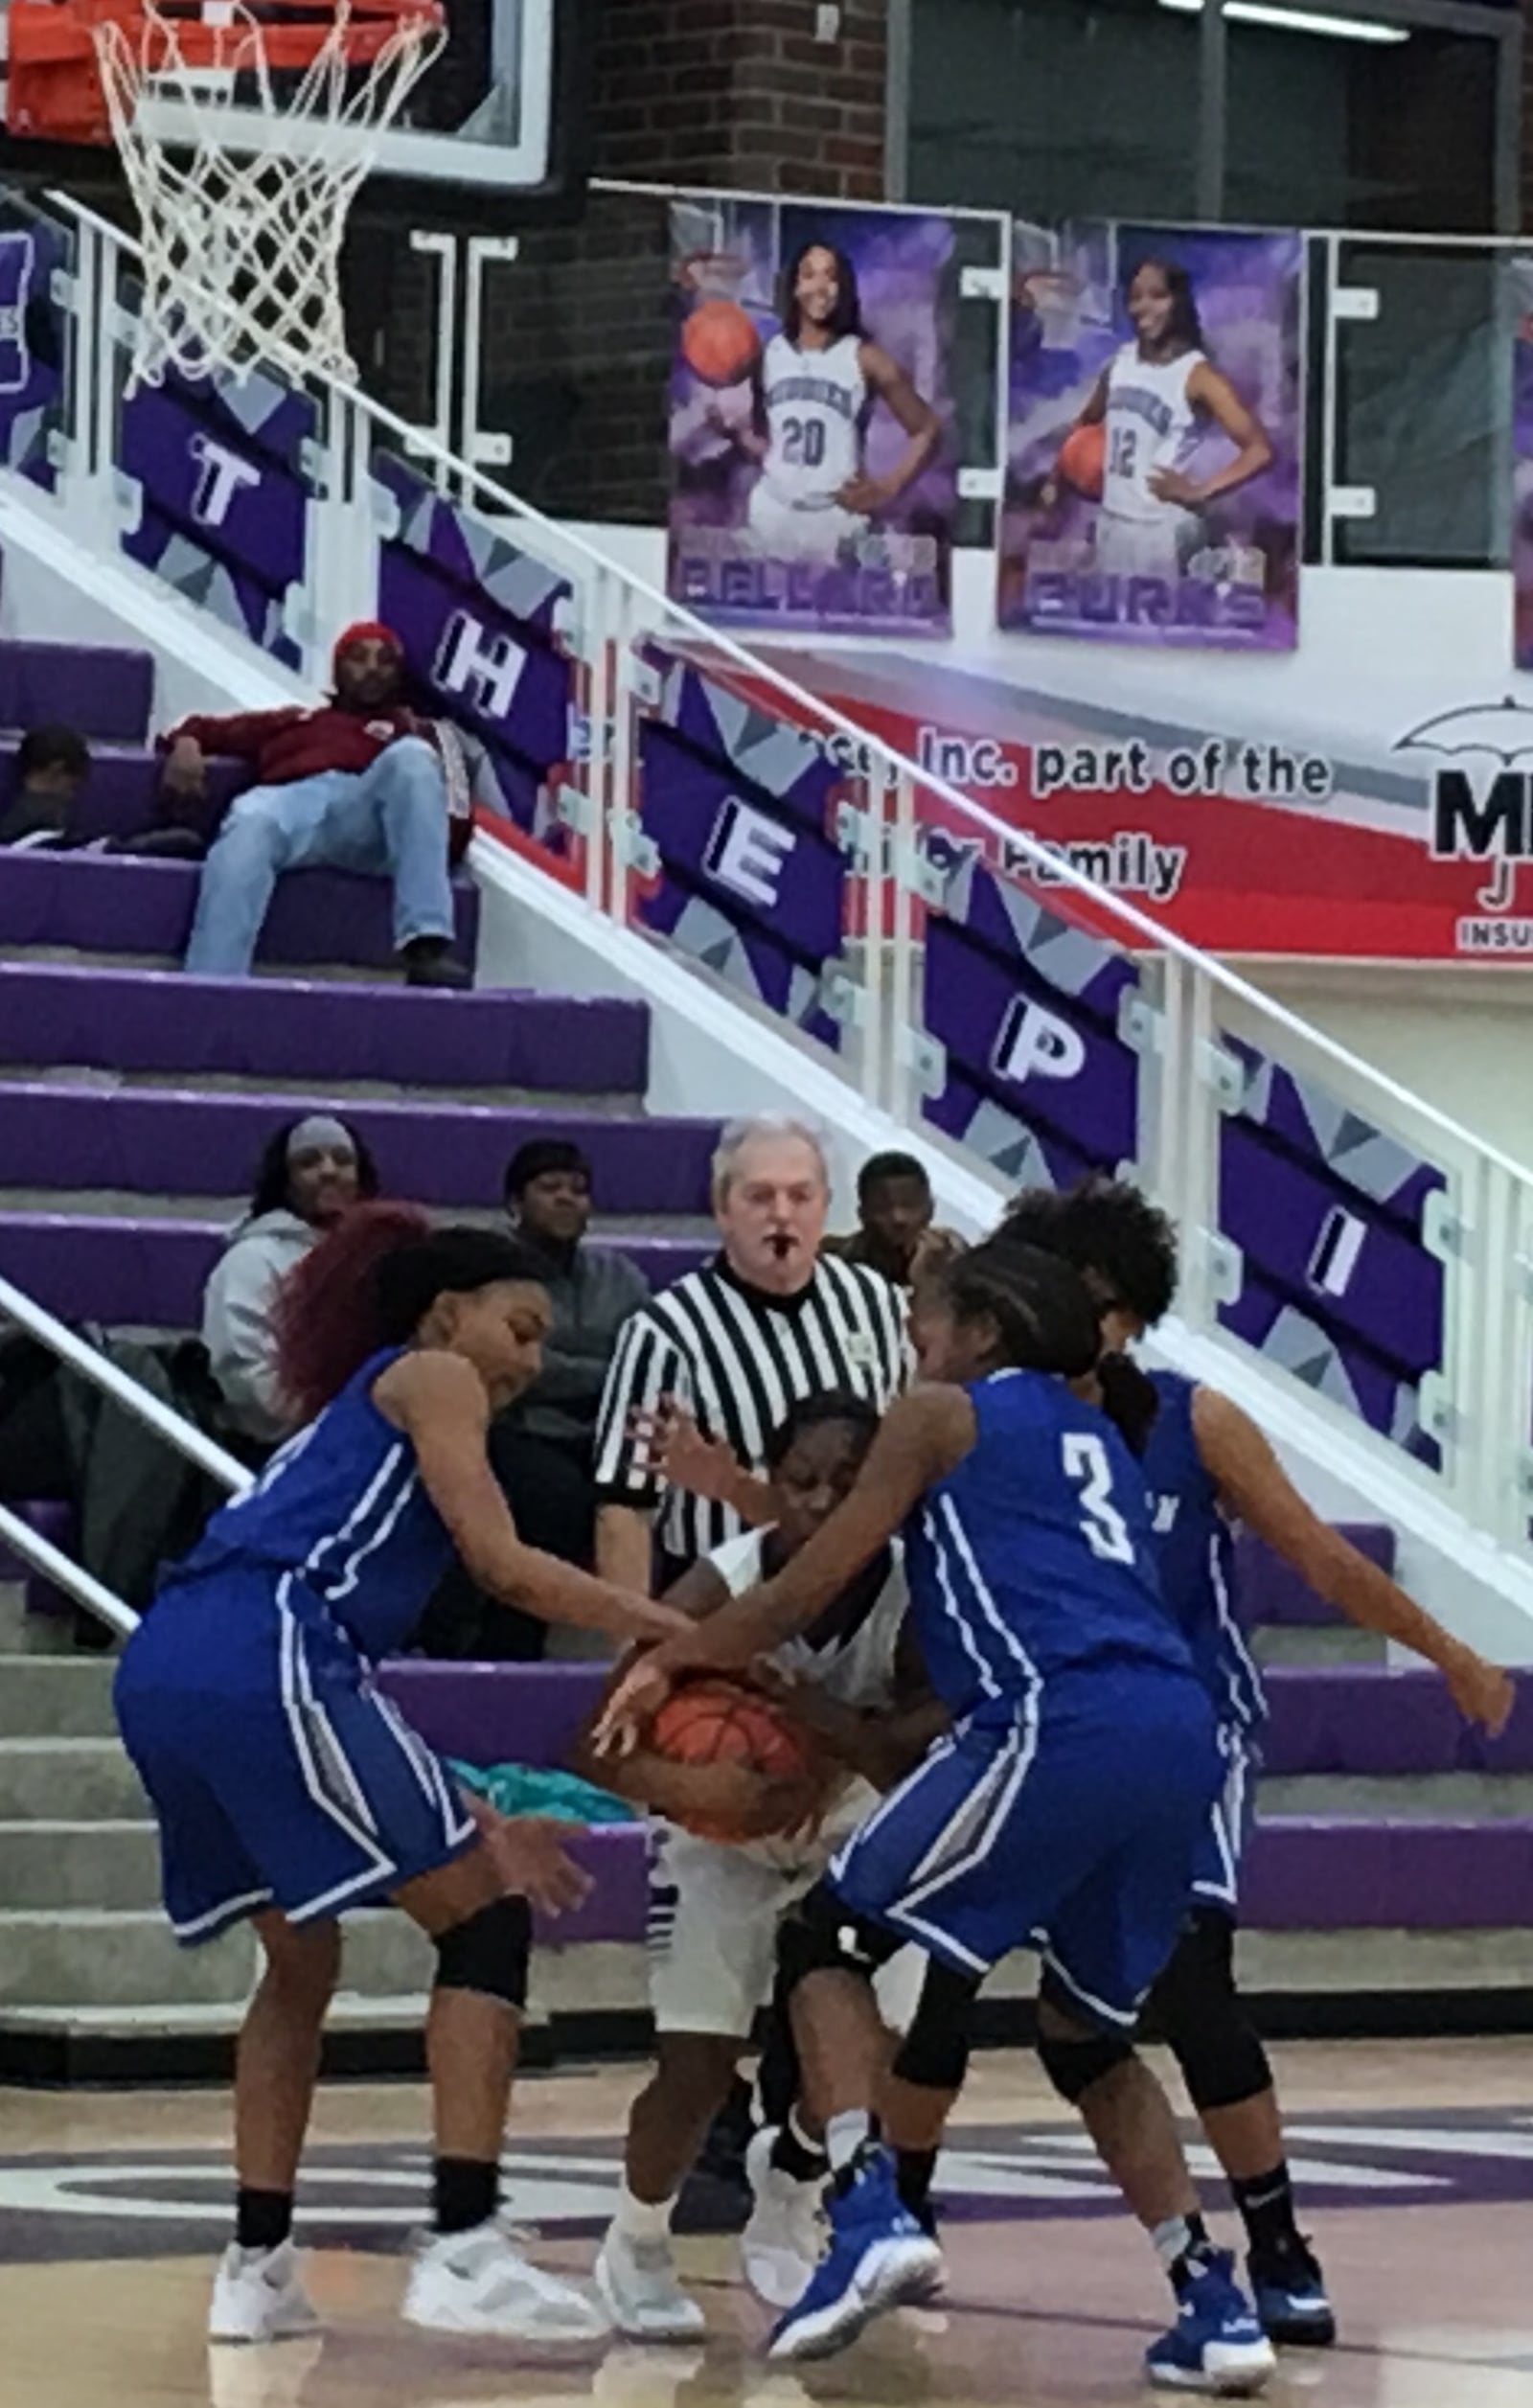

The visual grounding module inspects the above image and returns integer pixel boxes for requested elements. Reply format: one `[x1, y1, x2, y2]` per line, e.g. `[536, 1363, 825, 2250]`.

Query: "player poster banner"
[667, 197, 957, 637]
[1000, 223, 1302, 651]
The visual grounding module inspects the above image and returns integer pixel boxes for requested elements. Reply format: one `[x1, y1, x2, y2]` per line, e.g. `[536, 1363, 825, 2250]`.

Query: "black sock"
[433, 2155, 499, 2236]
[236, 2187, 293, 2253]
[770, 2113, 829, 2184]
[1231, 2162, 1302, 2260]
[895, 2146, 938, 2218]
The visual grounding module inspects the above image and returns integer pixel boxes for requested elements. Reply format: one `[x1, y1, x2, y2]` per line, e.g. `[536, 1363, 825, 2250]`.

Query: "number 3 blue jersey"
[904, 1369, 1193, 1718]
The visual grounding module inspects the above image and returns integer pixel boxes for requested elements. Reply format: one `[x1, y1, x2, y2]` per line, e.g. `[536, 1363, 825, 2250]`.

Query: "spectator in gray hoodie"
[201, 1114, 380, 1452]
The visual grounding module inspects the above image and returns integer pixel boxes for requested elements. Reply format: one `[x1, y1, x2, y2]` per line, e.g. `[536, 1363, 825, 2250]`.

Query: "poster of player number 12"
[1000, 222, 1303, 652]
[667, 196, 957, 637]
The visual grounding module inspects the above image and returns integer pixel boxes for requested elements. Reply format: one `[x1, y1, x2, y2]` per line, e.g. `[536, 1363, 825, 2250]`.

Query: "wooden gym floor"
[1, 2040, 1528, 2408]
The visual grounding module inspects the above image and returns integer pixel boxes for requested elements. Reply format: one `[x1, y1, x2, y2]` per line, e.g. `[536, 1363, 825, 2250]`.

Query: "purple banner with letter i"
[667, 195, 957, 636]
[1000, 222, 1302, 651]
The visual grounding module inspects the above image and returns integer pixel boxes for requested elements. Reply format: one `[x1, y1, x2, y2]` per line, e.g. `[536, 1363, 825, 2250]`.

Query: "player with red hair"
[114, 1203, 682, 2349]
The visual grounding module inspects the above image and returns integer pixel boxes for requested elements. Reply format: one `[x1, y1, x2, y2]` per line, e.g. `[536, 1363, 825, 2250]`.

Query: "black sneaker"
[1248, 2236, 1337, 2347]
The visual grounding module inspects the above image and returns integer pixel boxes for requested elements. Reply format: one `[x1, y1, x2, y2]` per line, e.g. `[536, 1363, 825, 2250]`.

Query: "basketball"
[1059, 420, 1106, 499]
[649, 1677, 814, 1843]
[681, 297, 761, 389]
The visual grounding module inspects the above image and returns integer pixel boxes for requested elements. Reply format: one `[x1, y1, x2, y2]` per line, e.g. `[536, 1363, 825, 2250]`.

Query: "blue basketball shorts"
[829, 1664, 1222, 2030]
[114, 1574, 476, 1944]
[1188, 1720, 1261, 1916]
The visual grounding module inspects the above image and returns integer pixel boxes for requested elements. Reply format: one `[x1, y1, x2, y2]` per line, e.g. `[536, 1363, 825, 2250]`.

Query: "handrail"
[0, 1274, 252, 1494]
[0, 1499, 139, 1638]
[46, 190, 1533, 1200]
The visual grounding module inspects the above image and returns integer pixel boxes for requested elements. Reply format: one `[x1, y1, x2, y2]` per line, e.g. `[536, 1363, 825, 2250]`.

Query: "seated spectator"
[162, 622, 470, 986]
[0, 723, 91, 848]
[415, 1137, 651, 1660]
[201, 1113, 379, 1451]
[825, 1148, 946, 1288]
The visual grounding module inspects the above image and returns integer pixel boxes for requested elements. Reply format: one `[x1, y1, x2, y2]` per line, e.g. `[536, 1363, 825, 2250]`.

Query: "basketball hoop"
[76, 0, 445, 387]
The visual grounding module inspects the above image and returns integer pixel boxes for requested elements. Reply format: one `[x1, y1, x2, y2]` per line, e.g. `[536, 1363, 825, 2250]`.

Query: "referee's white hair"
[711, 1113, 831, 1204]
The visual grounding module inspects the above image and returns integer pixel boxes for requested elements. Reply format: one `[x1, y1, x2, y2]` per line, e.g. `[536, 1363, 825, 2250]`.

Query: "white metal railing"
[0, 184, 1527, 1592]
[0, 1274, 249, 1639]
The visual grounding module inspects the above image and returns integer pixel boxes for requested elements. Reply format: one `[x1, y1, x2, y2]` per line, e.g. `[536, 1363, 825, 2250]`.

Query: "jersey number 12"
[1061, 1433, 1136, 1564]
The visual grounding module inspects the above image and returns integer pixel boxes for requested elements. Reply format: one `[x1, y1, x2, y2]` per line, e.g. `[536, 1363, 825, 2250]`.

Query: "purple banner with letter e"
[667, 195, 957, 637]
[1000, 222, 1302, 651]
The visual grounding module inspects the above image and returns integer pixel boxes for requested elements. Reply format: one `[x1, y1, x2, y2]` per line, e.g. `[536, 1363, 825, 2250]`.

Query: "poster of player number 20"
[667, 196, 957, 637]
[1000, 222, 1303, 652]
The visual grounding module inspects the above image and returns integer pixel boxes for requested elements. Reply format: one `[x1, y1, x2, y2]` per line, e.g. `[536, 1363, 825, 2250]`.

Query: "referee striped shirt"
[593, 1251, 908, 1566]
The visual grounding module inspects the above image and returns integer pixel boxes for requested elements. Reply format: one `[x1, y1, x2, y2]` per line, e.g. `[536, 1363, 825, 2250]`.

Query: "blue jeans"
[184, 738, 455, 977]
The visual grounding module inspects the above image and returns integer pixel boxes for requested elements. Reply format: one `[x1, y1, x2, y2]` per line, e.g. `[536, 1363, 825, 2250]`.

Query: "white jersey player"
[586, 1391, 941, 2342]
[724, 239, 940, 564]
[1058, 258, 1273, 586]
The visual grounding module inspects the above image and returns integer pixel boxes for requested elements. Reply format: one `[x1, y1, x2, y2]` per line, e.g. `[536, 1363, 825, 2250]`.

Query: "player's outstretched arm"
[377, 1350, 687, 1647]
[1193, 1387, 1514, 1735]
[655, 1388, 973, 1674]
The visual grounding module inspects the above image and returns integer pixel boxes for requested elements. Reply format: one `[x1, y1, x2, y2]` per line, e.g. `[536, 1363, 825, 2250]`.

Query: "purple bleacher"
[1235, 1523, 1394, 1628]
[1244, 1818, 1533, 1928]
[530, 1825, 649, 1946]
[0, 962, 651, 1096]
[0, 1213, 710, 1328]
[377, 1662, 607, 1767]
[0, 1085, 718, 1211]
[1262, 1666, 1533, 1777]
[0, 848, 477, 972]
[0, 641, 154, 745]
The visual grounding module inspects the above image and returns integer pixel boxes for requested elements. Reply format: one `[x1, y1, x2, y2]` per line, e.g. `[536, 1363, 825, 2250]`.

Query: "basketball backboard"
[0, 0, 592, 235]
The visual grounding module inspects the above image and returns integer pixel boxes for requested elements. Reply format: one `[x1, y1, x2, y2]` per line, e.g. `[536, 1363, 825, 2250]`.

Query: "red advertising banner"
[743, 650, 1533, 964]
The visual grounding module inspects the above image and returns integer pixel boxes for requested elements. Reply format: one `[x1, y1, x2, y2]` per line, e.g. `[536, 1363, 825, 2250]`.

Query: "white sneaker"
[403, 2221, 610, 2343]
[208, 2240, 321, 2345]
[741, 2127, 826, 2310]
[594, 2222, 707, 2343]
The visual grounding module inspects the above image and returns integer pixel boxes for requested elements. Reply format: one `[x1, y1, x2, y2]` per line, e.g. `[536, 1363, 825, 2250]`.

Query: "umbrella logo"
[1397, 699, 1533, 912]
[1397, 698, 1533, 766]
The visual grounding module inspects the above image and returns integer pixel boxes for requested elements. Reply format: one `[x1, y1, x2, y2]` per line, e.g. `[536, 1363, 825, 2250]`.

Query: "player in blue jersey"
[115, 1203, 684, 2350]
[993, 1179, 1513, 2348]
[597, 1244, 1277, 2388]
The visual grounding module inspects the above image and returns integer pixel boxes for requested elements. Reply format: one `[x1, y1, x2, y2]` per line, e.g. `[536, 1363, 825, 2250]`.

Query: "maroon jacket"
[162, 702, 426, 788]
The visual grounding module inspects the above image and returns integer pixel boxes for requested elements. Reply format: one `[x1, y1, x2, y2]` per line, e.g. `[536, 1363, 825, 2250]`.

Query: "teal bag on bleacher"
[448, 1759, 635, 1824]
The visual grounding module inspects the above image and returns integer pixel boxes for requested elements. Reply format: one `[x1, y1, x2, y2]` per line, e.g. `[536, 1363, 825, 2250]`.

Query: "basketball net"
[91, 0, 445, 389]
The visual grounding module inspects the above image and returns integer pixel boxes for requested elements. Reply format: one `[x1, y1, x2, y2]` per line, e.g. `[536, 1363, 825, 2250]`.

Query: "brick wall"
[348, 0, 893, 522]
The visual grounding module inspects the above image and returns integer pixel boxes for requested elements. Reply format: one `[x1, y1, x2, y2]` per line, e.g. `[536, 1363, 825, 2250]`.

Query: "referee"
[593, 1114, 907, 1590]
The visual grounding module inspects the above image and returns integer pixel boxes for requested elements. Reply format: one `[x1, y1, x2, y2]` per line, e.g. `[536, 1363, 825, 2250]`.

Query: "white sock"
[614, 2183, 675, 2243]
[1152, 2214, 1199, 2274]
[825, 2111, 872, 2171]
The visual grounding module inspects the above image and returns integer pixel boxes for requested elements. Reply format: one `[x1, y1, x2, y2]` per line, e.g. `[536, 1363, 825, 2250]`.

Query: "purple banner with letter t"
[667, 195, 957, 637]
[1000, 221, 1301, 651]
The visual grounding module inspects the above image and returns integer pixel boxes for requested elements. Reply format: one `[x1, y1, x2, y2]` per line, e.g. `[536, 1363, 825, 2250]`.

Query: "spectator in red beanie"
[163, 623, 469, 987]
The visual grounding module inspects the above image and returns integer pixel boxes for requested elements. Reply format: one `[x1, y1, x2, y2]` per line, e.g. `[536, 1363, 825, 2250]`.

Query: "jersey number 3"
[1062, 1433, 1136, 1564]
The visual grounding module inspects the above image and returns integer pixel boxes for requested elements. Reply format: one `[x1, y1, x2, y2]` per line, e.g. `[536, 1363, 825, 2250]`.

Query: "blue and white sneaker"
[1146, 2247, 1277, 2395]
[766, 2144, 945, 2363]
[1248, 2240, 1337, 2347]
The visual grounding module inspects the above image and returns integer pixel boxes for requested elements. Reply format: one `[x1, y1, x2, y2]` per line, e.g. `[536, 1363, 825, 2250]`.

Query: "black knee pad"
[891, 1959, 978, 2093]
[1150, 1908, 1271, 2112]
[1037, 2024, 1135, 2104]
[433, 1893, 532, 2010]
[775, 1881, 900, 2006]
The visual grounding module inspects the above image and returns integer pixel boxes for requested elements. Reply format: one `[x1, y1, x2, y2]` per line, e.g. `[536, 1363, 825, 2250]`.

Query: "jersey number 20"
[782, 417, 827, 469]
[1062, 1433, 1136, 1564]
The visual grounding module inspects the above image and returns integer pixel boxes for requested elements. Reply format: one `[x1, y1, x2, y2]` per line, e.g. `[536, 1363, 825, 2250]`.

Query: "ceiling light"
[1159, 0, 1409, 42]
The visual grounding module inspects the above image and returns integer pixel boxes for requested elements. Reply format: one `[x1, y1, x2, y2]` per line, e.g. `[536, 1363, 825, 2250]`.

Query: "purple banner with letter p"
[667, 196, 957, 637]
[999, 222, 1301, 652]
